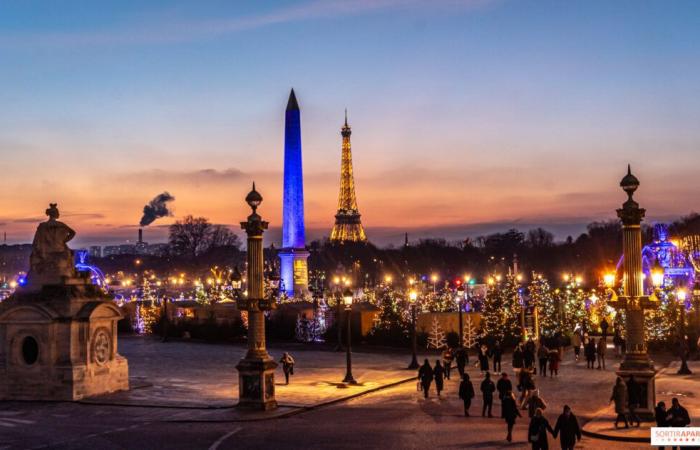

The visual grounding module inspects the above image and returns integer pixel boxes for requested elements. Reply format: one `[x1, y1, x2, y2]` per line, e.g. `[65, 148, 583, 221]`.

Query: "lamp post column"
[343, 287, 357, 384]
[614, 166, 656, 419]
[408, 290, 419, 369]
[236, 183, 277, 410]
[678, 291, 692, 375]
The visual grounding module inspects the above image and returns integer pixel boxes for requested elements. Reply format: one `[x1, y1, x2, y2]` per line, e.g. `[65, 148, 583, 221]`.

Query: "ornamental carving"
[92, 329, 112, 365]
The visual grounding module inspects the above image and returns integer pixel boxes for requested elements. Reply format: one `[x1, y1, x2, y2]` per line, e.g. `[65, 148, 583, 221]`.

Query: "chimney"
[138, 228, 143, 244]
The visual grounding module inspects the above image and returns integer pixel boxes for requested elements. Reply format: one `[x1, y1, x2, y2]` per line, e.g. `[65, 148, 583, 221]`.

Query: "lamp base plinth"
[236, 357, 278, 411]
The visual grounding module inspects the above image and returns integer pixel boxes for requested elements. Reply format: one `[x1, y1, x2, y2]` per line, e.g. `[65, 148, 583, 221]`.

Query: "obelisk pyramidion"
[279, 89, 309, 297]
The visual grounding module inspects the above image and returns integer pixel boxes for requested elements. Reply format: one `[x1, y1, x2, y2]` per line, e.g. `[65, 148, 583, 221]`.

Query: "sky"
[0, 0, 699, 247]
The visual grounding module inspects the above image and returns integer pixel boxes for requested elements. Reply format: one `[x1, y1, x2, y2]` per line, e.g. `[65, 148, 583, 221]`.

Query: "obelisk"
[279, 89, 309, 297]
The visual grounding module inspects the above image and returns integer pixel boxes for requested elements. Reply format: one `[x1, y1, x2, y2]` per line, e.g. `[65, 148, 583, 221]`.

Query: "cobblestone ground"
[0, 337, 694, 449]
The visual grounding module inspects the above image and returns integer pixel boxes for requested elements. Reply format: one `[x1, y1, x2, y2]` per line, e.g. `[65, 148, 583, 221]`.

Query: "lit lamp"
[342, 287, 357, 384]
[651, 263, 664, 289]
[676, 288, 692, 375]
[408, 290, 419, 369]
[231, 266, 242, 291]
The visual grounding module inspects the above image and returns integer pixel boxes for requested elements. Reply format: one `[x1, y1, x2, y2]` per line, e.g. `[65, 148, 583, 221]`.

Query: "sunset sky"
[1, 0, 699, 246]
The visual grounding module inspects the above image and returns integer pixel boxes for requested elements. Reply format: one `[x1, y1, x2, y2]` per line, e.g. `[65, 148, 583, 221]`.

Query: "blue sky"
[0, 0, 698, 245]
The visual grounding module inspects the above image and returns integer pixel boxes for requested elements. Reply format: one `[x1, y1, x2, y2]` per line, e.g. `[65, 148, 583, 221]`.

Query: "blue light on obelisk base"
[279, 89, 309, 297]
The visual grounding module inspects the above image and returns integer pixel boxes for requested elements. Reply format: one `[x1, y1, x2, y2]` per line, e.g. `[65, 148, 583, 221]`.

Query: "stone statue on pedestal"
[0, 203, 129, 400]
[26, 204, 76, 289]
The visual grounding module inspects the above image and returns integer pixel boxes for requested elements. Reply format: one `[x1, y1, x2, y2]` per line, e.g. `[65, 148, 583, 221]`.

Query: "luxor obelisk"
[279, 89, 309, 297]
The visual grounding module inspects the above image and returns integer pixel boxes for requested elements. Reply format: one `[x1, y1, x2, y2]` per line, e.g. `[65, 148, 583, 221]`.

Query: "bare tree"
[168, 216, 241, 258]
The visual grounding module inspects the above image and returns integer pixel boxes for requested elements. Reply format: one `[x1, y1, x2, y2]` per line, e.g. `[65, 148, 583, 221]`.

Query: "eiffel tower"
[330, 111, 367, 243]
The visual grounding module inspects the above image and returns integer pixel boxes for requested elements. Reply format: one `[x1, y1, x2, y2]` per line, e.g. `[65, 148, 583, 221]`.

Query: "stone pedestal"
[236, 357, 278, 410]
[0, 279, 129, 400]
[616, 367, 656, 419]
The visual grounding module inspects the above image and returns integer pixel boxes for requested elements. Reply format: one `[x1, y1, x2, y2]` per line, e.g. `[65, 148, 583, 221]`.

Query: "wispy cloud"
[0, 0, 496, 48]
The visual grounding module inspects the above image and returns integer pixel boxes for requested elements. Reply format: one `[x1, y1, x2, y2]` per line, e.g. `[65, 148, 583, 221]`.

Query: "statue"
[26, 203, 76, 288]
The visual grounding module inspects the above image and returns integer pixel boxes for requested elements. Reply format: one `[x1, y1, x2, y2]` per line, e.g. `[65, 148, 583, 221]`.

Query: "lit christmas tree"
[427, 316, 447, 349]
[529, 274, 557, 338]
[481, 274, 522, 344]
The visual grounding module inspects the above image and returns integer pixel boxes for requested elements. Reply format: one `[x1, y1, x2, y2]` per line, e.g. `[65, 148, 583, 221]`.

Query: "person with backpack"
[458, 373, 475, 417]
[279, 352, 295, 385]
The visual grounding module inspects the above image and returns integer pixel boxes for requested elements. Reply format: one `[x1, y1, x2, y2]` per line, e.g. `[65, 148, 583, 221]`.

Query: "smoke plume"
[139, 192, 175, 226]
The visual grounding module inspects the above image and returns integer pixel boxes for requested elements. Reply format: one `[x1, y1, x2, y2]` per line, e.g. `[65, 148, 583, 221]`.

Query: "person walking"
[537, 342, 549, 377]
[600, 317, 609, 339]
[518, 368, 536, 406]
[585, 338, 596, 369]
[528, 407, 554, 450]
[513, 343, 524, 375]
[610, 377, 629, 429]
[502, 391, 522, 442]
[458, 373, 475, 417]
[548, 349, 560, 377]
[627, 375, 642, 427]
[596, 337, 607, 370]
[497, 372, 513, 418]
[442, 347, 454, 380]
[434, 360, 445, 397]
[456, 347, 467, 378]
[481, 371, 496, 418]
[525, 389, 547, 418]
[491, 340, 503, 373]
[613, 327, 623, 359]
[524, 338, 536, 374]
[478, 344, 490, 373]
[571, 331, 582, 362]
[655, 401, 672, 450]
[553, 405, 581, 450]
[279, 352, 295, 385]
[418, 359, 433, 399]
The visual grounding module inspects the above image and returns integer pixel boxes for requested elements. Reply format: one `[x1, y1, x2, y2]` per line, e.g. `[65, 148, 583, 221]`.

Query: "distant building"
[103, 244, 137, 256]
[89, 246, 102, 258]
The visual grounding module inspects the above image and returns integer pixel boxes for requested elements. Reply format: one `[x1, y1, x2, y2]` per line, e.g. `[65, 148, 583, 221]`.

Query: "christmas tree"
[427, 316, 447, 349]
[529, 274, 557, 338]
[480, 274, 522, 344]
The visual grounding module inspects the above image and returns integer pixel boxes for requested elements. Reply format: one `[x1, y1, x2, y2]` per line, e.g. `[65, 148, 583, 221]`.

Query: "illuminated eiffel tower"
[330, 111, 367, 243]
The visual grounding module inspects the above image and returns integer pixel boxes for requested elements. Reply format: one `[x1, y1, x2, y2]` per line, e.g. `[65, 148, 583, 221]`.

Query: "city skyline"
[1, 0, 699, 246]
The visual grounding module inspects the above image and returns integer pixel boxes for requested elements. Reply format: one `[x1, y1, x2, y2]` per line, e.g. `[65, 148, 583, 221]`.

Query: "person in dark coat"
[458, 373, 475, 417]
[418, 359, 433, 399]
[600, 318, 609, 338]
[537, 342, 549, 377]
[491, 341, 503, 373]
[528, 407, 554, 450]
[456, 347, 467, 377]
[584, 338, 595, 369]
[481, 371, 496, 418]
[478, 344, 490, 372]
[442, 347, 454, 380]
[502, 390, 522, 442]
[513, 343, 524, 373]
[626, 375, 642, 427]
[610, 376, 629, 429]
[667, 397, 691, 428]
[279, 352, 295, 385]
[553, 405, 581, 450]
[596, 337, 607, 370]
[497, 372, 512, 418]
[433, 360, 445, 396]
[548, 349, 560, 377]
[524, 338, 536, 373]
[518, 368, 535, 405]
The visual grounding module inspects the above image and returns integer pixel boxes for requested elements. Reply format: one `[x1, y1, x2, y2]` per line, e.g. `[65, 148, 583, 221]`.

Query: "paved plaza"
[0, 337, 699, 449]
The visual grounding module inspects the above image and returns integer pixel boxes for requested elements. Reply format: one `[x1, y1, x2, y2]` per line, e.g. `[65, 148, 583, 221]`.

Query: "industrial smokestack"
[138, 228, 143, 244]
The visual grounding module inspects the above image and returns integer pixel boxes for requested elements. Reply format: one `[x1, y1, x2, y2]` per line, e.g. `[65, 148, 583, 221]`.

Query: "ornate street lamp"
[676, 289, 692, 375]
[332, 276, 345, 352]
[235, 183, 277, 410]
[408, 290, 419, 369]
[231, 266, 242, 291]
[342, 286, 357, 384]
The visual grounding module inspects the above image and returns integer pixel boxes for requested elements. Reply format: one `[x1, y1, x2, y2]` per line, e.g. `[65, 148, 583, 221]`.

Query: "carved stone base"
[0, 283, 129, 401]
[616, 366, 656, 420]
[236, 357, 278, 410]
